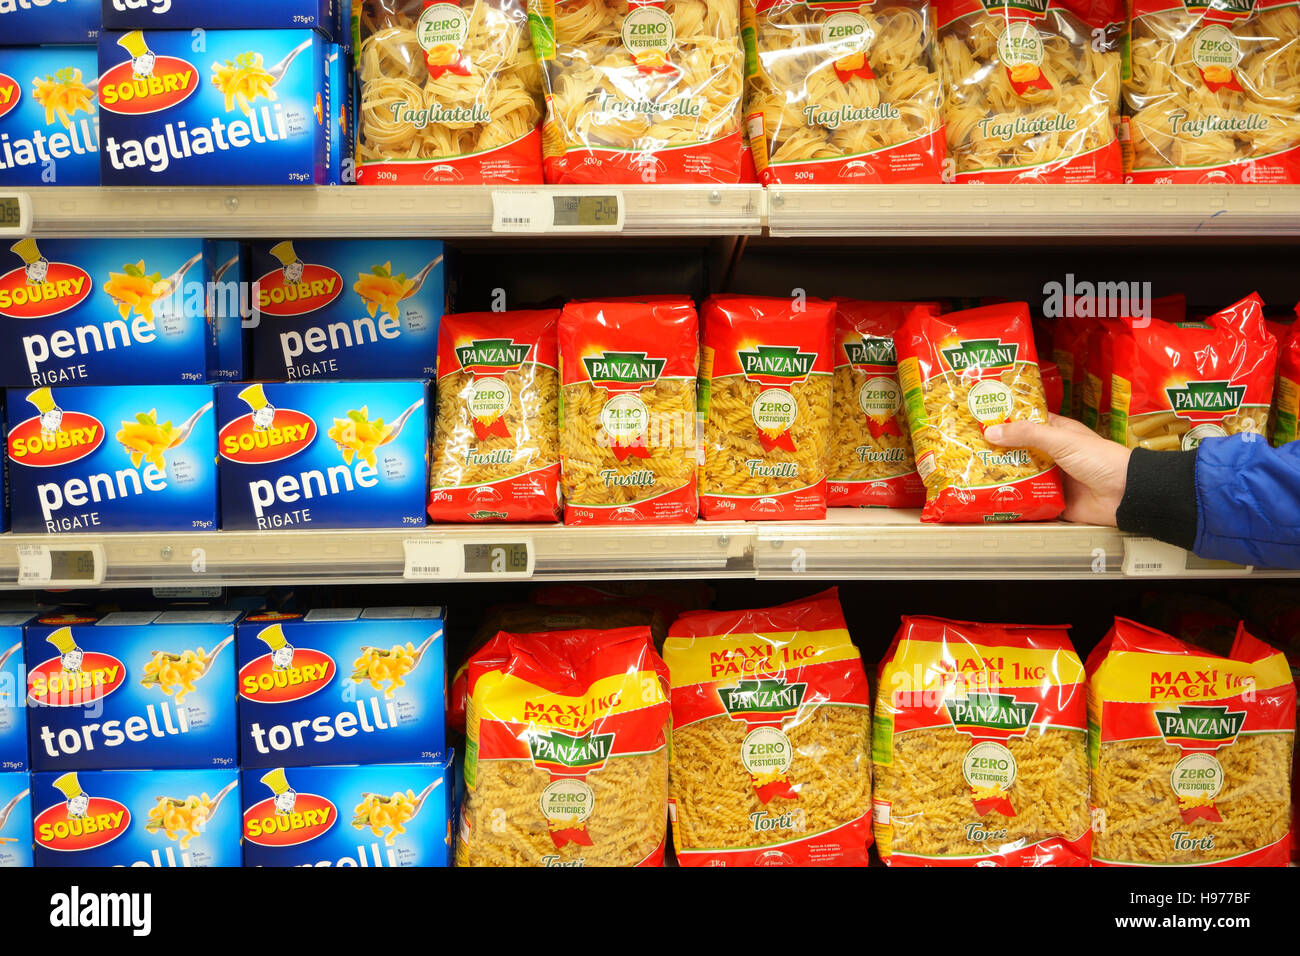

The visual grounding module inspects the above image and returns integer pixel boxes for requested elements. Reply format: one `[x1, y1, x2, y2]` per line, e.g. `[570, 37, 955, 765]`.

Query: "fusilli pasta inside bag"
[559, 298, 699, 524]
[428, 308, 561, 522]
[874, 615, 1091, 866]
[895, 301, 1065, 522]
[666, 588, 873, 866]
[1087, 617, 1296, 867]
[1272, 313, 1299, 447]
[700, 294, 835, 520]
[742, 0, 945, 184]
[829, 298, 938, 508]
[457, 625, 671, 866]
[528, 0, 746, 182]
[936, 0, 1123, 182]
[1109, 292, 1277, 452]
[1124, 0, 1300, 184]
[355, 0, 545, 184]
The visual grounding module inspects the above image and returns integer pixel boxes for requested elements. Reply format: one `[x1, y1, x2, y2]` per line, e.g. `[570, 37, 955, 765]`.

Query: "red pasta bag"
[1039, 360, 1064, 422]
[1273, 312, 1300, 446]
[1081, 295, 1185, 436]
[829, 299, 939, 508]
[1049, 313, 1094, 418]
[895, 301, 1065, 522]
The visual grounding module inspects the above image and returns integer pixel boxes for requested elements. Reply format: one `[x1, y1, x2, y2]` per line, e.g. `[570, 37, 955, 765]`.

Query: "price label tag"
[402, 539, 534, 579]
[0, 193, 32, 236]
[462, 541, 534, 577]
[1122, 537, 1252, 577]
[492, 190, 624, 233]
[16, 544, 105, 587]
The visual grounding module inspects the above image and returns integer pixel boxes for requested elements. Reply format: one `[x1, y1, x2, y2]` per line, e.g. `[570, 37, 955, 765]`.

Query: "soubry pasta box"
[241, 762, 453, 867]
[23, 610, 242, 772]
[0, 0, 100, 45]
[0, 612, 37, 772]
[0, 771, 33, 867]
[4, 384, 218, 534]
[236, 607, 446, 770]
[101, 0, 333, 31]
[203, 239, 248, 382]
[96, 29, 328, 185]
[0, 46, 100, 186]
[215, 380, 429, 530]
[31, 768, 241, 867]
[245, 239, 443, 381]
[0, 238, 225, 387]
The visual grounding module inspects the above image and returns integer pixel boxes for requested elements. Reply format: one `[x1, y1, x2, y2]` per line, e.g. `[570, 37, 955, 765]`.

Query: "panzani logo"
[455, 338, 531, 372]
[945, 692, 1039, 740]
[1164, 381, 1246, 423]
[527, 729, 616, 776]
[737, 345, 817, 386]
[1154, 704, 1246, 750]
[978, 0, 1050, 16]
[843, 336, 896, 367]
[719, 678, 808, 723]
[582, 351, 666, 392]
[940, 338, 1019, 373]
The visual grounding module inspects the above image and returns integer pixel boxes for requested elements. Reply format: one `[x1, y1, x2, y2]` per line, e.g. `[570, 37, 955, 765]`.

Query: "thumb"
[984, 419, 1072, 459]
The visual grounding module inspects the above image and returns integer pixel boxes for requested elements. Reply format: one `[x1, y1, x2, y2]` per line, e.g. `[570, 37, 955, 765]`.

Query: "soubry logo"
[0, 253, 94, 320]
[97, 46, 199, 115]
[940, 339, 1018, 372]
[1165, 381, 1246, 422]
[238, 649, 336, 703]
[582, 351, 666, 391]
[28, 652, 127, 708]
[737, 345, 817, 385]
[0, 73, 20, 120]
[945, 693, 1039, 738]
[7, 412, 105, 467]
[255, 264, 345, 316]
[844, 336, 895, 367]
[527, 729, 616, 775]
[719, 678, 808, 722]
[35, 799, 132, 853]
[455, 338, 531, 371]
[1155, 704, 1246, 749]
[243, 794, 338, 847]
[219, 409, 317, 464]
[49, 885, 152, 937]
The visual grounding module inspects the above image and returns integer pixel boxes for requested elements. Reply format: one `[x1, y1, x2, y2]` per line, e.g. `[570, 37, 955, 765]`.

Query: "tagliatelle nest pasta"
[31, 68, 95, 130]
[211, 52, 277, 116]
[1125, 5, 1300, 181]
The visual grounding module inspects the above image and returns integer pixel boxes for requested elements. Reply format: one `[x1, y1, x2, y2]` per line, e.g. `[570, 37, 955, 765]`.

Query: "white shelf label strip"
[491, 190, 624, 233]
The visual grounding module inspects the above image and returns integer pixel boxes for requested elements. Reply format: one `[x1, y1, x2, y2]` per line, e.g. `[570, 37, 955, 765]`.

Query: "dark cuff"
[1115, 447, 1198, 550]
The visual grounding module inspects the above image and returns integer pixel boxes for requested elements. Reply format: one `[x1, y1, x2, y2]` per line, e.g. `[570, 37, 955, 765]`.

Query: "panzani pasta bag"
[355, 0, 546, 183]
[700, 294, 835, 520]
[559, 298, 699, 524]
[1109, 292, 1277, 451]
[873, 616, 1091, 866]
[457, 625, 671, 866]
[528, 0, 746, 183]
[1049, 312, 1093, 418]
[429, 309, 561, 522]
[665, 589, 872, 866]
[829, 299, 939, 508]
[936, 0, 1123, 182]
[1273, 314, 1300, 446]
[895, 301, 1065, 522]
[1087, 617, 1295, 866]
[1124, 0, 1300, 184]
[1080, 296, 1185, 436]
[742, 0, 946, 184]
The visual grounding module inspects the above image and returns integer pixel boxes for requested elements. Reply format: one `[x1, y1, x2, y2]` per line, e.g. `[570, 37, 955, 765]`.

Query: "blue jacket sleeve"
[1194, 434, 1300, 569]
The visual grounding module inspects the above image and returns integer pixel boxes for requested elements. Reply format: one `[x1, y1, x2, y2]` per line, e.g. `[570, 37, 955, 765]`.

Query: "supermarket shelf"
[23, 185, 766, 238]
[765, 184, 1300, 238]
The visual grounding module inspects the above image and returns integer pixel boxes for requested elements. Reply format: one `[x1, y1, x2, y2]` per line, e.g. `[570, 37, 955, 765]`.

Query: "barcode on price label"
[1122, 537, 1251, 577]
[16, 544, 105, 586]
[403, 539, 458, 580]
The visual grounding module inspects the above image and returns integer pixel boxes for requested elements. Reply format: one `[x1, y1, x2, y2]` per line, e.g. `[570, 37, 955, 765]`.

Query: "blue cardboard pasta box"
[246, 239, 443, 380]
[31, 768, 241, 866]
[237, 607, 446, 769]
[0, 46, 99, 187]
[216, 380, 429, 530]
[204, 239, 247, 382]
[0, 612, 37, 772]
[0, 771, 32, 867]
[241, 762, 452, 867]
[97, 29, 327, 186]
[0, 1, 99, 46]
[24, 610, 240, 771]
[102, 0, 332, 33]
[5, 384, 218, 533]
[0, 237, 218, 387]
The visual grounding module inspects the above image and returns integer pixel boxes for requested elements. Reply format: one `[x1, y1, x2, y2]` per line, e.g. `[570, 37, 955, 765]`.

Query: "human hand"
[984, 414, 1131, 526]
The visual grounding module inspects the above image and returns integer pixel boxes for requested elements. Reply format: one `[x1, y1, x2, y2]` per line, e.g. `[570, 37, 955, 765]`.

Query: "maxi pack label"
[237, 607, 446, 769]
[24, 611, 240, 771]
[1, 1, 99, 46]
[216, 380, 428, 530]
[97, 29, 327, 186]
[31, 768, 241, 866]
[0, 612, 37, 771]
[0, 771, 32, 867]
[102, 0, 333, 33]
[247, 239, 443, 380]
[241, 762, 451, 867]
[0, 238, 213, 387]
[0, 46, 99, 186]
[5, 384, 218, 533]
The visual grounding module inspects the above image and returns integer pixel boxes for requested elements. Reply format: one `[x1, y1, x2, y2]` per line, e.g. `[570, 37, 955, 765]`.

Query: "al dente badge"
[354, 0, 546, 184]
[1109, 292, 1277, 452]
[527, 0, 746, 183]
[1125, 0, 1300, 184]
[935, 0, 1123, 182]
[700, 294, 835, 520]
[665, 590, 873, 866]
[457, 626, 671, 866]
[895, 301, 1064, 523]
[429, 309, 562, 522]
[874, 616, 1091, 866]
[743, 0, 945, 184]
[1088, 618, 1295, 867]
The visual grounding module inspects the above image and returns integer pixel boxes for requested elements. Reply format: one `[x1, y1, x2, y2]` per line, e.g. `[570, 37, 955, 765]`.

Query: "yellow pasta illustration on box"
[145, 793, 217, 849]
[353, 263, 416, 321]
[117, 409, 183, 470]
[352, 642, 417, 698]
[103, 261, 170, 322]
[327, 407, 394, 468]
[141, 647, 210, 703]
[31, 68, 94, 130]
[211, 51, 277, 116]
[353, 790, 418, 845]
